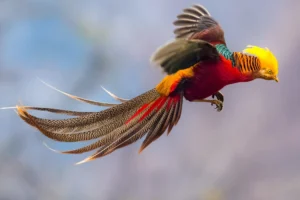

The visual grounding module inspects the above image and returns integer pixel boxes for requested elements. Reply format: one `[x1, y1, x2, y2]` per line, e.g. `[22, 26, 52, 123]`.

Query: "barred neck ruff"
[232, 52, 261, 74]
[219, 56, 255, 85]
[215, 44, 261, 77]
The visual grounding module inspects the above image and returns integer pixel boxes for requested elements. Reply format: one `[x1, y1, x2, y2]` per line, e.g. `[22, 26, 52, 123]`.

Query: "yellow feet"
[193, 99, 223, 112]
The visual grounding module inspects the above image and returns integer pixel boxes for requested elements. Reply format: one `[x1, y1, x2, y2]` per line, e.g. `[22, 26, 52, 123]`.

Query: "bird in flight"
[4, 4, 279, 165]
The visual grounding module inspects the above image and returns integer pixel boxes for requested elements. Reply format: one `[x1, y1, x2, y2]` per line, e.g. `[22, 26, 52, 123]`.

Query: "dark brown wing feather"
[151, 39, 220, 74]
[173, 4, 226, 45]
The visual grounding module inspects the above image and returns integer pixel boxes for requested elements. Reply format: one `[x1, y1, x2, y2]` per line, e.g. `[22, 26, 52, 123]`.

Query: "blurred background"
[0, 0, 299, 199]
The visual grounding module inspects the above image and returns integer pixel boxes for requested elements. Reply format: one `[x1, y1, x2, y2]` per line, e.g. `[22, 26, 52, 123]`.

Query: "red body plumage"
[184, 56, 254, 101]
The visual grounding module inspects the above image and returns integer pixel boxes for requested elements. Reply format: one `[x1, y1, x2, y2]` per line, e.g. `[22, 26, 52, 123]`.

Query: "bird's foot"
[211, 100, 223, 112]
[212, 91, 224, 103]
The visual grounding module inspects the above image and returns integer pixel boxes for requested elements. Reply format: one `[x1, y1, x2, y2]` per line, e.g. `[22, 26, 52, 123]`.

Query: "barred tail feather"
[16, 89, 183, 164]
[2, 106, 94, 116]
[17, 89, 159, 135]
[38, 78, 121, 107]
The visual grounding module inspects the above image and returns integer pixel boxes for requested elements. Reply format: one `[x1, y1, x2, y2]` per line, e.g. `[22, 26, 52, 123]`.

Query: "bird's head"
[243, 45, 279, 82]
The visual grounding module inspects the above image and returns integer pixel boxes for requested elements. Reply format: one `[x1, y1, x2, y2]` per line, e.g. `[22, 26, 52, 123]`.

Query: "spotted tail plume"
[16, 89, 183, 164]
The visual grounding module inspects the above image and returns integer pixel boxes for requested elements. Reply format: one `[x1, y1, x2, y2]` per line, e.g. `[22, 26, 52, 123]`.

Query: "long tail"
[37, 78, 129, 106]
[15, 89, 183, 165]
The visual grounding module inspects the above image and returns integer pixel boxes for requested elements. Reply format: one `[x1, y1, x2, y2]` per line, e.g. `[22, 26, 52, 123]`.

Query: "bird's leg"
[212, 91, 224, 103]
[193, 99, 223, 112]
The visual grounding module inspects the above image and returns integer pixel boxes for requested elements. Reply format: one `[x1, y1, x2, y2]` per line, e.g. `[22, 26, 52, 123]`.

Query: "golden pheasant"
[5, 4, 278, 164]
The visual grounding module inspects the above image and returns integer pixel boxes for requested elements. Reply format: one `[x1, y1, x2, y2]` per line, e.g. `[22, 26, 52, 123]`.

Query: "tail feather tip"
[42, 142, 62, 154]
[138, 146, 146, 154]
[0, 106, 17, 110]
[16, 105, 27, 118]
[75, 157, 93, 165]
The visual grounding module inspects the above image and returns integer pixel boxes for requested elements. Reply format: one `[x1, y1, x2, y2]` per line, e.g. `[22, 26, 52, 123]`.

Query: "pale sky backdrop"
[0, 0, 299, 200]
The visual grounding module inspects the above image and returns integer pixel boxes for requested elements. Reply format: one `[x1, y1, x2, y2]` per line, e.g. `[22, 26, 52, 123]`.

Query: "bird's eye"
[267, 69, 272, 74]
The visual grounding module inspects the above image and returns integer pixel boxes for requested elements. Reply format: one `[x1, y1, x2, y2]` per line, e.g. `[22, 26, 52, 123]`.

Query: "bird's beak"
[274, 76, 279, 82]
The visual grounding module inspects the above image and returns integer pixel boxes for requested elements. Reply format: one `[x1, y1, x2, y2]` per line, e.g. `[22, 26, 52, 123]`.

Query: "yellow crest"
[242, 45, 279, 75]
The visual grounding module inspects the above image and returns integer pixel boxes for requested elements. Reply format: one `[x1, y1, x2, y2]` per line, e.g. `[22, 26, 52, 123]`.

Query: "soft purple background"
[0, 0, 299, 199]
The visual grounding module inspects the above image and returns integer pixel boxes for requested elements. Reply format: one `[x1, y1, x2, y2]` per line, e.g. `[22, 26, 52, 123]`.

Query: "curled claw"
[212, 91, 224, 102]
[211, 100, 223, 112]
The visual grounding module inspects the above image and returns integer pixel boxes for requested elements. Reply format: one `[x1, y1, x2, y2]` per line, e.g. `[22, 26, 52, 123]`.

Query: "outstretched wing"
[173, 4, 226, 45]
[151, 39, 220, 74]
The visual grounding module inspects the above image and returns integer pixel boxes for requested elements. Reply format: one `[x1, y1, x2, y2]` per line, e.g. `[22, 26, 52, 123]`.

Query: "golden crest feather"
[242, 45, 279, 75]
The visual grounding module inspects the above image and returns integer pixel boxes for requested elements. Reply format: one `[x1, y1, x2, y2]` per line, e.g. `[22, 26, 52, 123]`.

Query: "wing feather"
[151, 39, 219, 74]
[173, 4, 226, 44]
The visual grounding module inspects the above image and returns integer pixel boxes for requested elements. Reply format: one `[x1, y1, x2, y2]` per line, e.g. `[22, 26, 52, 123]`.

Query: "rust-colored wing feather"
[173, 4, 226, 45]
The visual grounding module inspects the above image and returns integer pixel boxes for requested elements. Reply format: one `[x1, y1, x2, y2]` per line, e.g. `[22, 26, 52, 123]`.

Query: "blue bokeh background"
[0, 0, 299, 199]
